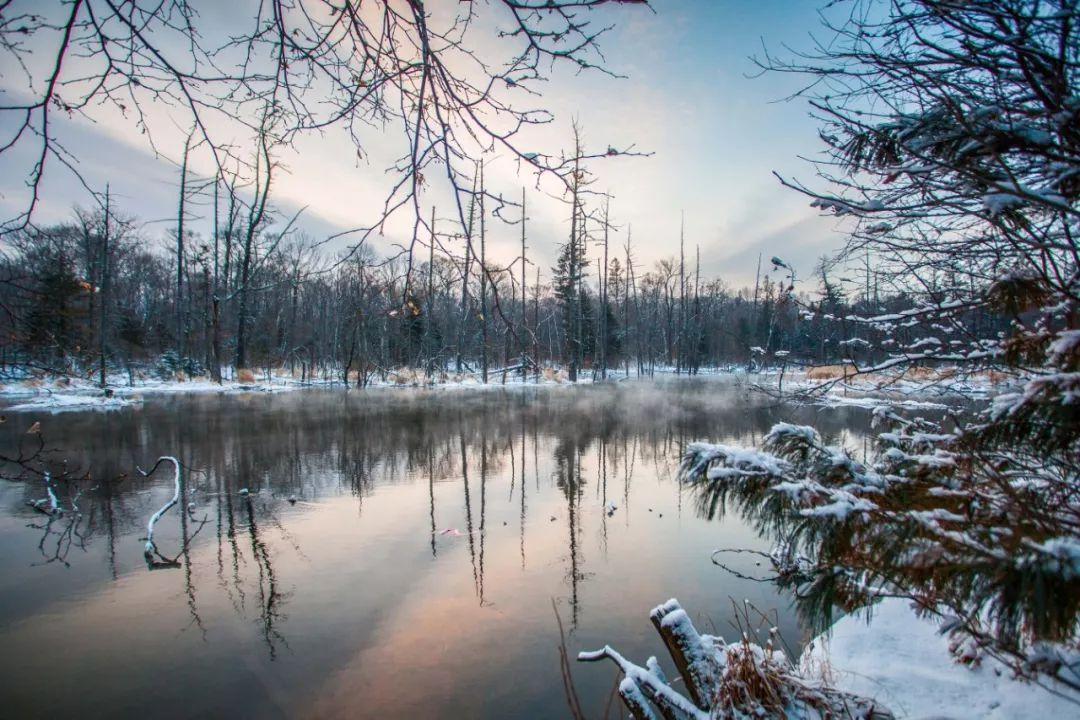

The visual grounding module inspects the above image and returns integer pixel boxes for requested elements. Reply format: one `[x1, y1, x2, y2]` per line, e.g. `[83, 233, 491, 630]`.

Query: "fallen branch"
[579, 598, 894, 720]
[137, 456, 182, 560]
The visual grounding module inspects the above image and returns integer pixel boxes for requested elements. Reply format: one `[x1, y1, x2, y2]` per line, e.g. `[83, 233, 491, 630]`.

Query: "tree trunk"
[479, 161, 488, 384]
[98, 185, 110, 388]
[176, 133, 192, 356]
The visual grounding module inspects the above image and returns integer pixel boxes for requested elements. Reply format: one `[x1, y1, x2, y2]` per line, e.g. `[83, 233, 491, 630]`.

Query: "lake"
[0, 377, 874, 719]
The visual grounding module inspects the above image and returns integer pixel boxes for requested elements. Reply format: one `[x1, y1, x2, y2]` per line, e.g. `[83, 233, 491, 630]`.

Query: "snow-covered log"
[579, 598, 894, 720]
[648, 599, 719, 711]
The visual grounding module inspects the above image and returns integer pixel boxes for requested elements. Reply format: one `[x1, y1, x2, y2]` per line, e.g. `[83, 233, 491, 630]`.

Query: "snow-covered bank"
[0, 375, 299, 412]
[0, 367, 598, 412]
[753, 365, 1016, 410]
[0, 363, 1014, 414]
[800, 598, 1079, 719]
[5, 393, 140, 413]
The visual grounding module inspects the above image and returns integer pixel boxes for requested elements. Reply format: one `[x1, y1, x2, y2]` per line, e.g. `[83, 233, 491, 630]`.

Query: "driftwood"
[649, 599, 716, 712]
[579, 598, 894, 720]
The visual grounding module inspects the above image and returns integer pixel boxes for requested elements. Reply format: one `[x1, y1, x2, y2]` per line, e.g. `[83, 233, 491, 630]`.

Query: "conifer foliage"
[677, 0, 1080, 700]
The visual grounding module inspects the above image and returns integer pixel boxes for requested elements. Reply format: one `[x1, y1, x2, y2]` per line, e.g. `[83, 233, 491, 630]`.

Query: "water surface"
[0, 378, 873, 719]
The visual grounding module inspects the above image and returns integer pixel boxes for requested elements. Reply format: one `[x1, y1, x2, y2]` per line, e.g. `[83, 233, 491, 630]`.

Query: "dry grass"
[807, 364, 970, 385]
[542, 366, 568, 383]
[901, 366, 936, 380]
[715, 639, 788, 715]
[806, 364, 857, 380]
[236, 368, 256, 383]
[389, 369, 422, 385]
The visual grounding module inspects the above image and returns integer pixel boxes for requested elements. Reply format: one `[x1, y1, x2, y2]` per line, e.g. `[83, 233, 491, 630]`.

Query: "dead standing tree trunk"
[175, 132, 192, 358]
[457, 169, 478, 375]
[479, 161, 488, 384]
[520, 187, 529, 381]
[426, 205, 436, 379]
[234, 122, 274, 372]
[98, 184, 110, 389]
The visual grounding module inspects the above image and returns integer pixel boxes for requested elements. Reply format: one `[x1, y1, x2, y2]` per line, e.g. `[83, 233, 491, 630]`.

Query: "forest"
[0, 186, 1007, 386]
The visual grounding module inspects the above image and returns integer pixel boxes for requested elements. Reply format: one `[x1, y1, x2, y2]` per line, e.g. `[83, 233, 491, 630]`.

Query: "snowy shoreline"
[800, 598, 1079, 719]
[0, 369, 603, 412]
[0, 364, 1009, 414]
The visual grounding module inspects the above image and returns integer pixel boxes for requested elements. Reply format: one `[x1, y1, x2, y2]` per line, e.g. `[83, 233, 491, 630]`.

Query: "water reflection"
[0, 378, 873, 719]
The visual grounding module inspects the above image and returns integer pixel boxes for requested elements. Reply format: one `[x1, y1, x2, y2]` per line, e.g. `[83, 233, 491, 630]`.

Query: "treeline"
[0, 199, 1004, 385]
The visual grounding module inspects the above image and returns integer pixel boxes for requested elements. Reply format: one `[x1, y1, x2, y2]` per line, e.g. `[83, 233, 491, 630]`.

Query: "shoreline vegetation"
[0, 362, 1010, 413]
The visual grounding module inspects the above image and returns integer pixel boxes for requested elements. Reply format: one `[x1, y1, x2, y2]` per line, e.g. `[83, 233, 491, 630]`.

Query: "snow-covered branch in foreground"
[138, 456, 182, 559]
[578, 598, 892, 719]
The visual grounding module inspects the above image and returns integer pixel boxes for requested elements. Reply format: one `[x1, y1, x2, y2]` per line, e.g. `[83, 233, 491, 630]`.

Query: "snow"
[28, 472, 61, 515]
[139, 456, 181, 558]
[814, 394, 951, 411]
[767, 422, 820, 445]
[0, 367, 598, 412]
[6, 393, 137, 413]
[811, 196, 886, 215]
[584, 597, 896, 718]
[651, 601, 720, 705]
[800, 598, 1080, 719]
[798, 493, 877, 520]
[1023, 537, 1080, 580]
[1048, 329, 1080, 363]
[779, 365, 1007, 411]
[577, 643, 710, 720]
[984, 192, 1025, 216]
[684, 441, 790, 480]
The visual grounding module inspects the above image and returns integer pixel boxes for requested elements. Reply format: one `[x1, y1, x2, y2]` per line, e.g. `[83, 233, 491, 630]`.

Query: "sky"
[0, 1, 848, 289]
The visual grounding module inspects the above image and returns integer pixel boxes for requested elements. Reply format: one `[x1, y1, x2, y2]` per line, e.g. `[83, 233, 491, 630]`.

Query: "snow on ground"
[0, 364, 1011, 413]
[4, 393, 138, 413]
[0, 375, 298, 412]
[0, 368, 597, 411]
[764, 367, 1013, 410]
[800, 598, 1079, 719]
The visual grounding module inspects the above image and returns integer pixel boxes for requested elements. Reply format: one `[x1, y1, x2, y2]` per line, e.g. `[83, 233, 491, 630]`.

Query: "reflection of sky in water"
[0, 378, 874, 719]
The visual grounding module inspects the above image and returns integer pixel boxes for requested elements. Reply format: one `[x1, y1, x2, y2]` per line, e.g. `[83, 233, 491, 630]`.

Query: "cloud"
[0, 1, 846, 282]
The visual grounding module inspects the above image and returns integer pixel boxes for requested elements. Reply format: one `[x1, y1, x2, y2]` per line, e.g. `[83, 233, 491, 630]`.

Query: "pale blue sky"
[0, 1, 845, 287]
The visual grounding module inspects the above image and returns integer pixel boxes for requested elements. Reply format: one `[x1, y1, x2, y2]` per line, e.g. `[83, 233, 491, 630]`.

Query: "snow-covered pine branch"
[679, 411, 1080, 694]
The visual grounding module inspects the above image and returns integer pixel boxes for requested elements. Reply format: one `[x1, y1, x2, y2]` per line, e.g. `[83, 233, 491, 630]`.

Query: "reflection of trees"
[0, 381, 875, 654]
[244, 495, 288, 659]
[518, 423, 527, 569]
[29, 511, 89, 567]
[554, 436, 587, 629]
[428, 446, 437, 559]
[460, 433, 479, 600]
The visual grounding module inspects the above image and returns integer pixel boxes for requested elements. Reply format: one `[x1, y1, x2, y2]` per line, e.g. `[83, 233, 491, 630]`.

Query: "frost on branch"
[137, 456, 207, 568]
[139, 456, 182, 560]
[578, 598, 892, 719]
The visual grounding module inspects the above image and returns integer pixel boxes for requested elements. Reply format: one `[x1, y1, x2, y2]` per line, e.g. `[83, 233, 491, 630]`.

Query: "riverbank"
[0, 363, 1016, 414]
[0, 367, 598, 412]
[800, 598, 1079, 719]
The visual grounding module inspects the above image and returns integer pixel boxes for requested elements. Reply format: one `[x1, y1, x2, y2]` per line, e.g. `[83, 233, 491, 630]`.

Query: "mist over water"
[0, 377, 874, 719]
